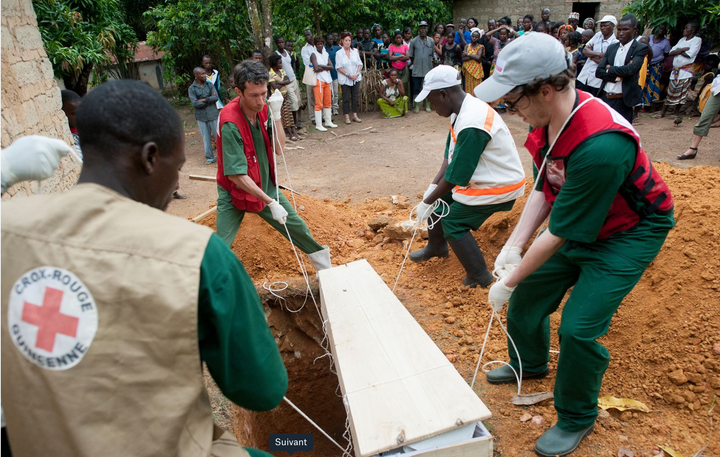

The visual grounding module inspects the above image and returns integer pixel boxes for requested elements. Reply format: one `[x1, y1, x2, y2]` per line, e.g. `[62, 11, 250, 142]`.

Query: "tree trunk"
[313, 6, 321, 36]
[245, 0, 273, 60]
[63, 63, 93, 97]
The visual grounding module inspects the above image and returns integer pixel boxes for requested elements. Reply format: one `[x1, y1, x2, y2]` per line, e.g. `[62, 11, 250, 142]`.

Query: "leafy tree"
[34, 0, 137, 96]
[624, 0, 720, 43]
[144, 0, 254, 96]
[119, 0, 164, 41]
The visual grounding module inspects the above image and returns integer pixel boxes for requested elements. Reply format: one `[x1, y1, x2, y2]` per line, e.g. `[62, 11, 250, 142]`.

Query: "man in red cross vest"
[474, 33, 674, 456]
[216, 60, 331, 272]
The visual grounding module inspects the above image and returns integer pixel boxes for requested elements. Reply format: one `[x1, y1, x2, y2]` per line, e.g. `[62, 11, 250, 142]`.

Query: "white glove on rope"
[268, 199, 288, 224]
[488, 276, 516, 312]
[414, 201, 433, 228]
[494, 246, 523, 278]
[423, 183, 437, 200]
[268, 89, 284, 122]
[1, 136, 72, 193]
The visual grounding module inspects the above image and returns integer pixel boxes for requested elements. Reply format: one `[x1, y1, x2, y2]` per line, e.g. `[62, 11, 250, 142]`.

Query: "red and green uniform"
[507, 91, 674, 432]
[216, 99, 323, 254]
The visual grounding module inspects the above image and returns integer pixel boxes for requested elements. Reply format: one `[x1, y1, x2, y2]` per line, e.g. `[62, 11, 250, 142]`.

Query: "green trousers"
[434, 192, 515, 241]
[506, 213, 673, 432]
[377, 96, 409, 118]
[216, 186, 323, 254]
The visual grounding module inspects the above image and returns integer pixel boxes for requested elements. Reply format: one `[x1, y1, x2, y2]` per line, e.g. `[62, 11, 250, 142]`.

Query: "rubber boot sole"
[409, 247, 449, 263]
[486, 368, 550, 385]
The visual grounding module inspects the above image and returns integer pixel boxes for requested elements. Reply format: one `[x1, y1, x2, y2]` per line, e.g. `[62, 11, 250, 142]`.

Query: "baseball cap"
[414, 65, 462, 102]
[598, 15, 617, 25]
[474, 33, 570, 102]
[419, 20, 429, 27]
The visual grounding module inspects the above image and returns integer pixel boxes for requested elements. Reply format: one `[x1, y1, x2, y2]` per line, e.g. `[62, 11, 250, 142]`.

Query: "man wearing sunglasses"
[473, 33, 674, 457]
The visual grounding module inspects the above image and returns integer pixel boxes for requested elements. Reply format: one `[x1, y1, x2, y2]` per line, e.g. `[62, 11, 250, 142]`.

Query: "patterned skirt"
[665, 78, 692, 106]
[641, 62, 663, 106]
[281, 97, 294, 130]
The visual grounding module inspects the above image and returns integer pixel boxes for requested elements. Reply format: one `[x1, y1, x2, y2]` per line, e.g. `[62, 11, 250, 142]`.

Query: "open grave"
[195, 163, 720, 457]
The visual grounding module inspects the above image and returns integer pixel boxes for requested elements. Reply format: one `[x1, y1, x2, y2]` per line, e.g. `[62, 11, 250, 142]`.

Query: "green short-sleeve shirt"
[443, 127, 492, 187]
[220, 114, 275, 195]
[198, 234, 288, 411]
[534, 132, 674, 244]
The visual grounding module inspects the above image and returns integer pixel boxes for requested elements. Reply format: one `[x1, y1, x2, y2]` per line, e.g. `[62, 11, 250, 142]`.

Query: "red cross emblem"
[21, 287, 79, 352]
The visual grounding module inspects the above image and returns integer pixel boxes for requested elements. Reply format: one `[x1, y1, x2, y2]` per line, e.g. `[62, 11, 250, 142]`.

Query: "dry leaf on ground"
[598, 396, 651, 412]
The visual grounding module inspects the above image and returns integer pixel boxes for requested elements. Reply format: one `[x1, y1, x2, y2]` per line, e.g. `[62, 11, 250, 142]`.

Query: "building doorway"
[572, 2, 600, 23]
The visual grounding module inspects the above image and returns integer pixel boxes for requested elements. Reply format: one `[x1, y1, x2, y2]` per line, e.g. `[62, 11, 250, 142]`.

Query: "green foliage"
[145, 0, 254, 97]
[273, 0, 452, 42]
[34, 0, 137, 94]
[624, 0, 720, 42]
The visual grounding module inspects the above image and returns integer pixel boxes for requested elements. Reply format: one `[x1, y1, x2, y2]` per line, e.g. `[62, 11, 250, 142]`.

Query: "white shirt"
[671, 36, 702, 80]
[276, 50, 296, 82]
[207, 69, 224, 109]
[335, 48, 363, 86]
[577, 31, 618, 88]
[312, 48, 332, 84]
[603, 41, 633, 94]
[301, 43, 315, 67]
[711, 73, 720, 96]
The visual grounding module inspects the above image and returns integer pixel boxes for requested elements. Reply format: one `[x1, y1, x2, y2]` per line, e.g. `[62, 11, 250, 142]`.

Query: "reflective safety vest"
[449, 95, 526, 206]
[524, 90, 674, 240]
[216, 98, 275, 212]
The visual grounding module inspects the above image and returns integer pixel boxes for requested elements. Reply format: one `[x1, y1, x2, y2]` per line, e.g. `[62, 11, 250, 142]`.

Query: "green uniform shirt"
[443, 127, 492, 186]
[220, 114, 275, 196]
[198, 234, 288, 411]
[534, 132, 674, 244]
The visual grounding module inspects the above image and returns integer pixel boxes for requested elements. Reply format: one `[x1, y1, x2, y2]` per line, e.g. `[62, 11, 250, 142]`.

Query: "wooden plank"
[191, 206, 217, 223]
[319, 260, 492, 457]
[189, 174, 217, 182]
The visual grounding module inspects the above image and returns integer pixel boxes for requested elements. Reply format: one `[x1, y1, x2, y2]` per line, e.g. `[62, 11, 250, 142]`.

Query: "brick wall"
[1, 0, 81, 199]
[453, 0, 629, 32]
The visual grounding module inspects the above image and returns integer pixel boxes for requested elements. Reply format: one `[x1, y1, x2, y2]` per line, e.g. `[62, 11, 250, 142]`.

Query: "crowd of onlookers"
[181, 10, 718, 164]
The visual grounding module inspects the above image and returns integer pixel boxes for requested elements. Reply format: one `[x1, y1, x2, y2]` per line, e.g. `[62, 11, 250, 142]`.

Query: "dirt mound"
[199, 164, 719, 457]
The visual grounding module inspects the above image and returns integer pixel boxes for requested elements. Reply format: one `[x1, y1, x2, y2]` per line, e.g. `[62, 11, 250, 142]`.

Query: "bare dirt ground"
[169, 103, 719, 457]
[168, 106, 719, 219]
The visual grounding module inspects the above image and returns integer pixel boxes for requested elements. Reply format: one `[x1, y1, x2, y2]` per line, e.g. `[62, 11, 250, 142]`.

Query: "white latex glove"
[1, 136, 72, 193]
[423, 183, 437, 200]
[488, 277, 516, 312]
[494, 246, 523, 277]
[414, 201, 433, 228]
[268, 199, 288, 224]
[267, 89, 284, 122]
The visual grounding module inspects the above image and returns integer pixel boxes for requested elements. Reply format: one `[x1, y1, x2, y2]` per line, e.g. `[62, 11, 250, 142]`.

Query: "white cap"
[414, 65, 462, 102]
[474, 33, 570, 103]
[598, 15, 617, 25]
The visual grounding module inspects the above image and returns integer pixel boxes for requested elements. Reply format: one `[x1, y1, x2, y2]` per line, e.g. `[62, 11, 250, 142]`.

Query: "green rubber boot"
[447, 232, 494, 288]
[534, 424, 594, 457]
[409, 222, 449, 262]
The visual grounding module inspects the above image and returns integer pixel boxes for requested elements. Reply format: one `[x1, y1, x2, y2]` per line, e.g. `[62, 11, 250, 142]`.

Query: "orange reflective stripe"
[450, 124, 457, 143]
[483, 108, 495, 132]
[454, 178, 526, 196]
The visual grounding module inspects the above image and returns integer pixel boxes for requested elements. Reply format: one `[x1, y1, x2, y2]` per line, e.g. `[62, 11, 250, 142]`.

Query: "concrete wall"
[1, 0, 81, 199]
[453, 0, 630, 31]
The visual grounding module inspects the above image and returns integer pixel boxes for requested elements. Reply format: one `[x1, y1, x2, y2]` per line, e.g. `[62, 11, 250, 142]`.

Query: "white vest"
[448, 95, 526, 205]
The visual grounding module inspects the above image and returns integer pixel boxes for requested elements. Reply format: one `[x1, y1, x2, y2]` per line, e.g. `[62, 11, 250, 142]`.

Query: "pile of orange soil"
[199, 163, 719, 457]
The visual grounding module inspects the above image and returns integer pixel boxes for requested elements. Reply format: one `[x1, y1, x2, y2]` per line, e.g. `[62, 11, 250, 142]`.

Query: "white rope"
[283, 396, 351, 456]
[392, 198, 451, 293]
[269, 108, 352, 454]
[470, 310, 523, 396]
